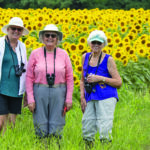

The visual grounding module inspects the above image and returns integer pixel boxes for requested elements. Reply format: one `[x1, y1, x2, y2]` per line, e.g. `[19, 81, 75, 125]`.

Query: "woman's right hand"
[81, 98, 87, 113]
[28, 102, 35, 113]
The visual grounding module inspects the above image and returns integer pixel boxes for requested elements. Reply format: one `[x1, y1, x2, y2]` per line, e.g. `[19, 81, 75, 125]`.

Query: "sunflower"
[130, 55, 138, 62]
[77, 43, 85, 51]
[123, 37, 130, 43]
[70, 43, 77, 52]
[24, 39, 31, 48]
[62, 42, 69, 49]
[112, 50, 122, 61]
[70, 53, 78, 62]
[74, 60, 81, 66]
[128, 49, 135, 56]
[121, 27, 127, 33]
[113, 32, 120, 38]
[62, 25, 69, 34]
[107, 37, 112, 44]
[127, 33, 136, 41]
[98, 26, 104, 31]
[70, 25, 77, 32]
[114, 37, 121, 45]
[74, 80, 80, 87]
[137, 47, 147, 57]
[32, 25, 37, 31]
[147, 54, 150, 60]
[73, 73, 79, 83]
[75, 65, 82, 74]
[146, 42, 150, 48]
[36, 21, 44, 30]
[146, 48, 150, 55]
[102, 48, 112, 54]
[140, 39, 146, 45]
[37, 15, 44, 22]
[79, 37, 86, 44]
[124, 45, 131, 52]
[81, 25, 88, 32]
[119, 21, 126, 27]
[135, 24, 142, 33]
[26, 25, 32, 31]
[122, 58, 128, 66]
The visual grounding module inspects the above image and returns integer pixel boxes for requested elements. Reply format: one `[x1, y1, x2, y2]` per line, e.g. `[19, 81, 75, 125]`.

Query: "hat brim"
[39, 30, 63, 43]
[2, 25, 29, 36]
[89, 37, 104, 43]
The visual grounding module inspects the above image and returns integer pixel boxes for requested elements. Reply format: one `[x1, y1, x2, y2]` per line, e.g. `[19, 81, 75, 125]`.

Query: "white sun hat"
[87, 30, 108, 46]
[39, 24, 63, 43]
[2, 17, 29, 35]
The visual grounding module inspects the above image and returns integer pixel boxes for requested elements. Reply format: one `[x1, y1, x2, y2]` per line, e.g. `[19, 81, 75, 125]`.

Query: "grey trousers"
[82, 97, 117, 141]
[33, 84, 66, 138]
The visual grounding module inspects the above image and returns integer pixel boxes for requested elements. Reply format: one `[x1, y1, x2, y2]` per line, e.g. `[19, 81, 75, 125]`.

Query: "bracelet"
[102, 77, 106, 83]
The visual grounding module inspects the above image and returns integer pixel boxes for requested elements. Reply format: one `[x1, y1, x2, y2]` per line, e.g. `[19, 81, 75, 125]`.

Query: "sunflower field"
[0, 7, 150, 150]
[0, 7, 150, 88]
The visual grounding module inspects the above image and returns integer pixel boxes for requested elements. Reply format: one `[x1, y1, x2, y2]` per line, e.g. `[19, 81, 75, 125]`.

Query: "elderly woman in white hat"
[0, 17, 29, 134]
[26, 24, 74, 140]
[80, 30, 122, 145]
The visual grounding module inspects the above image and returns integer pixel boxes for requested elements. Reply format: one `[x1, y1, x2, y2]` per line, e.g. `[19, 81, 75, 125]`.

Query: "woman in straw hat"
[26, 24, 74, 141]
[80, 30, 122, 146]
[0, 17, 29, 134]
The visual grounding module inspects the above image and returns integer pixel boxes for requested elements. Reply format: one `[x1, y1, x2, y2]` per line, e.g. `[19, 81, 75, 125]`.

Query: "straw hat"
[87, 30, 107, 46]
[2, 17, 29, 35]
[39, 24, 63, 43]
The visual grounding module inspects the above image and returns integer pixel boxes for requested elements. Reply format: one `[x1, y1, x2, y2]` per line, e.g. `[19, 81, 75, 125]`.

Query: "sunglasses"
[10, 27, 23, 32]
[91, 41, 103, 45]
[44, 33, 57, 38]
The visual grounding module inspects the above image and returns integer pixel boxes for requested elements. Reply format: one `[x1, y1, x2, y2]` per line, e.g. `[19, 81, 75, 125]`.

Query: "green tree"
[1, 0, 150, 9]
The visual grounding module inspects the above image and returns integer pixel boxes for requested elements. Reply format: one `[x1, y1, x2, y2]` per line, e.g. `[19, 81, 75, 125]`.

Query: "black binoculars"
[15, 63, 26, 77]
[46, 73, 55, 87]
[84, 78, 94, 94]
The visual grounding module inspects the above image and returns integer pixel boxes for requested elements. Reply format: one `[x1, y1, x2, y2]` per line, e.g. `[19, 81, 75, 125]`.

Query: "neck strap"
[6, 36, 23, 64]
[44, 47, 56, 76]
[86, 52, 102, 77]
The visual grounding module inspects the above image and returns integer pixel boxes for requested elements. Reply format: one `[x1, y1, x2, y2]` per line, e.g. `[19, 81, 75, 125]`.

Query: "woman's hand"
[28, 102, 35, 113]
[81, 97, 87, 113]
[87, 74, 102, 83]
[65, 102, 72, 112]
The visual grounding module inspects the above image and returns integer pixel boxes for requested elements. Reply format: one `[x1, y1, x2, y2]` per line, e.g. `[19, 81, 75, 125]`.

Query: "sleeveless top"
[83, 52, 118, 102]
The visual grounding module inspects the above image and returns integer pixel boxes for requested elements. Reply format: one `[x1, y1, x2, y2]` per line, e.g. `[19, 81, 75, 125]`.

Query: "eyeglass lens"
[10, 27, 23, 32]
[44, 34, 57, 38]
[91, 41, 102, 45]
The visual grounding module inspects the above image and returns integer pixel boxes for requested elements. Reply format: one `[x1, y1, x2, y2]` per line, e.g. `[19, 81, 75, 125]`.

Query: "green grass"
[0, 85, 150, 150]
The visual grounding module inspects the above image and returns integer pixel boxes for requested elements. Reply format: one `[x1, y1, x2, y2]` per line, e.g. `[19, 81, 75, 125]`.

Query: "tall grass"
[0, 85, 150, 150]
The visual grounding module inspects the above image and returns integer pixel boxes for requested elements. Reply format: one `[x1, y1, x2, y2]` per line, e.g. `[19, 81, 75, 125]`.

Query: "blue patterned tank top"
[83, 52, 119, 102]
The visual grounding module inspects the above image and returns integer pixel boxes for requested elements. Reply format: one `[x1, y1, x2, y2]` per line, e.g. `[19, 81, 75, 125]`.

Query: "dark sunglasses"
[91, 41, 103, 45]
[10, 27, 23, 32]
[44, 33, 57, 38]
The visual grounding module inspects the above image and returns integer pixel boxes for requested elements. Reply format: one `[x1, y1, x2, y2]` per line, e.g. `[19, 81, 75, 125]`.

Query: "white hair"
[87, 30, 108, 46]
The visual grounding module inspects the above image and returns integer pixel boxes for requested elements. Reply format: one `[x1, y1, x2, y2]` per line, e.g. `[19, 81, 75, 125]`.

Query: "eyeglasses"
[91, 41, 103, 45]
[44, 33, 57, 38]
[10, 27, 23, 32]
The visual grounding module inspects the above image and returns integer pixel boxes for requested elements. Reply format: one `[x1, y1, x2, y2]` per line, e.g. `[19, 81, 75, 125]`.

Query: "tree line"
[0, 0, 150, 9]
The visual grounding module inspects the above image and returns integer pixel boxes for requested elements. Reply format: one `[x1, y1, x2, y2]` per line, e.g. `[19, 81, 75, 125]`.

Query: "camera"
[84, 77, 94, 94]
[15, 63, 26, 77]
[46, 73, 55, 87]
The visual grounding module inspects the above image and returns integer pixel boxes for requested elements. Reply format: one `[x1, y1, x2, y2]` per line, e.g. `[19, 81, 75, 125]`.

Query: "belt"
[34, 83, 66, 88]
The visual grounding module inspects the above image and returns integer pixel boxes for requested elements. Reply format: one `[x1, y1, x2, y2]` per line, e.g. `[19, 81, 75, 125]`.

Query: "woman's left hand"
[87, 74, 101, 83]
[62, 102, 72, 117]
[65, 102, 72, 111]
